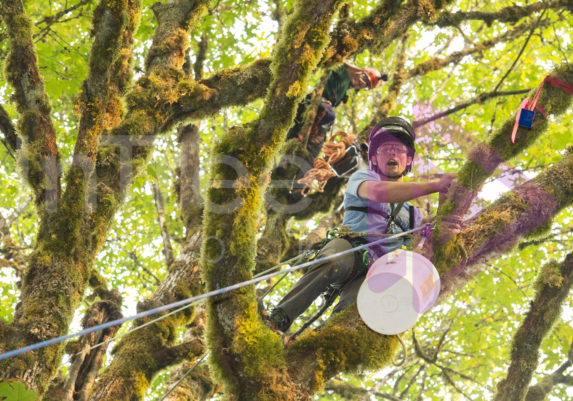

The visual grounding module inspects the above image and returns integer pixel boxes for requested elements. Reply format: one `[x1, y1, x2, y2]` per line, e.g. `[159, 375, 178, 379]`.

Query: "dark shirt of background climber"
[277, 63, 388, 175]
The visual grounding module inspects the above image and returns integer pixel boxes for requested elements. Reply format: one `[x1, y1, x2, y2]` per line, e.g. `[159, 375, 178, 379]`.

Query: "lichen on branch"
[431, 0, 566, 28]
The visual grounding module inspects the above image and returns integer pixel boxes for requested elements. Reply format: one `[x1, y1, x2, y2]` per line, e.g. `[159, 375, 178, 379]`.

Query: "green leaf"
[0, 382, 38, 401]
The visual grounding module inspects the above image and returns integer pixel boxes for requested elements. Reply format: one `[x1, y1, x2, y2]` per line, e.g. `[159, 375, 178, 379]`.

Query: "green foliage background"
[0, 0, 572, 400]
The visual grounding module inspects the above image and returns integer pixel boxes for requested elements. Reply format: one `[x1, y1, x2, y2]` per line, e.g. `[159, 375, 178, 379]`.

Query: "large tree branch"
[202, 1, 346, 398]
[322, 0, 451, 68]
[495, 253, 573, 401]
[0, 0, 208, 396]
[426, 149, 573, 302]
[404, 19, 546, 80]
[0, 0, 60, 209]
[431, 62, 573, 274]
[73, 0, 141, 159]
[90, 230, 205, 400]
[431, 0, 568, 28]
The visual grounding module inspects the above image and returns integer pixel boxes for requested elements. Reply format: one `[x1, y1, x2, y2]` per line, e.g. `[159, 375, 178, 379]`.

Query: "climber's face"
[372, 141, 412, 179]
[349, 71, 370, 90]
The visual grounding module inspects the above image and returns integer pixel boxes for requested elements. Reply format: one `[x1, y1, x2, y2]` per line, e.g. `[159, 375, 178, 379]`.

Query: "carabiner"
[326, 227, 339, 239]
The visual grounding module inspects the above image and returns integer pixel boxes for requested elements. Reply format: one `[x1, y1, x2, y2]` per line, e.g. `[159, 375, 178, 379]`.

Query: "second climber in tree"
[267, 117, 460, 342]
[277, 63, 386, 175]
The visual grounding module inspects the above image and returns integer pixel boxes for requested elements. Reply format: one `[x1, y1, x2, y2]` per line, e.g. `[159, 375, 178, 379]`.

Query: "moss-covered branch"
[285, 305, 400, 397]
[426, 148, 573, 301]
[161, 307, 220, 401]
[0, 0, 61, 209]
[525, 359, 573, 401]
[90, 231, 206, 400]
[431, 0, 568, 28]
[0, 0, 208, 396]
[494, 253, 573, 401]
[404, 19, 545, 80]
[60, 291, 123, 401]
[428, 62, 573, 285]
[0, 104, 18, 158]
[73, 0, 140, 159]
[202, 0, 345, 398]
[162, 58, 273, 130]
[322, 0, 451, 68]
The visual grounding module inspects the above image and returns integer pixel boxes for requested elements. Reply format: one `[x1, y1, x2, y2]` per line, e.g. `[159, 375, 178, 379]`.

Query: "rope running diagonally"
[0, 224, 430, 361]
[158, 353, 209, 401]
[76, 252, 314, 357]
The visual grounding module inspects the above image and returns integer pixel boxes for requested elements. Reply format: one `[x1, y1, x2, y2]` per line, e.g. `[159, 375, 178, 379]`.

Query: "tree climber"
[267, 117, 459, 339]
[276, 63, 387, 175]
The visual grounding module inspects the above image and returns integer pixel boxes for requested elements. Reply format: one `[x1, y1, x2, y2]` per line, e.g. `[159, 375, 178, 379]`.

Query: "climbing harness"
[512, 74, 573, 143]
[0, 225, 429, 361]
[297, 131, 360, 195]
[283, 205, 420, 346]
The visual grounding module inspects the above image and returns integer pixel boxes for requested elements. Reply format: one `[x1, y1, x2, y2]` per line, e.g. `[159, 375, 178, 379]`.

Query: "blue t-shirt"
[343, 169, 423, 255]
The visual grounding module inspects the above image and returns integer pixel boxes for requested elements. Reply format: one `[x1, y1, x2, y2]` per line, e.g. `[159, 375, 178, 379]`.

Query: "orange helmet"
[362, 68, 386, 89]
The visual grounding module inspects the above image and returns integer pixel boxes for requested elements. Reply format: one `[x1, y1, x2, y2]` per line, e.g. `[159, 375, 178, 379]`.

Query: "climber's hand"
[436, 173, 457, 194]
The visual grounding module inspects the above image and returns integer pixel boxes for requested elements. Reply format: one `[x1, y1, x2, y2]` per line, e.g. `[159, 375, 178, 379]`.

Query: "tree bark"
[0, 0, 60, 209]
[202, 1, 346, 399]
[495, 253, 573, 401]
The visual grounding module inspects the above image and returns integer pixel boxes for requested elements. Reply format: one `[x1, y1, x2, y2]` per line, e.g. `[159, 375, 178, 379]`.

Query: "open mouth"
[387, 159, 398, 166]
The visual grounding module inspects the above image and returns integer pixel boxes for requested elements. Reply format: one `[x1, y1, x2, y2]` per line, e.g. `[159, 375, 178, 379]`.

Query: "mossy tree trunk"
[201, 1, 347, 398]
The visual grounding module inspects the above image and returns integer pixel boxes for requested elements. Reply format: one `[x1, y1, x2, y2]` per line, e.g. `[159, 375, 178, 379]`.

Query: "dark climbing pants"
[277, 238, 368, 330]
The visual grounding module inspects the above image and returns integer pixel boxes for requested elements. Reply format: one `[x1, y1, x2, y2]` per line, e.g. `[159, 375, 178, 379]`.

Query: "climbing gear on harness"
[297, 131, 358, 195]
[512, 74, 573, 143]
[344, 202, 415, 233]
[268, 307, 291, 333]
[342, 202, 416, 262]
[368, 117, 416, 178]
[417, 223, 433, 249]
[0, 226, 429, 361]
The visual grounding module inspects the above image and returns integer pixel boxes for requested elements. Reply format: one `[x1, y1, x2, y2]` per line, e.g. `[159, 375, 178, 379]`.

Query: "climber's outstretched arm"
[357, 174, 457, 204]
